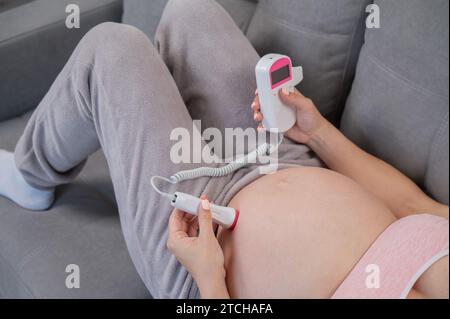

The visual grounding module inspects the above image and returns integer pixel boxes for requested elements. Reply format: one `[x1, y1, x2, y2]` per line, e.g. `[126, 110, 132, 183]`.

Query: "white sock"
[0, 149, 54, 211]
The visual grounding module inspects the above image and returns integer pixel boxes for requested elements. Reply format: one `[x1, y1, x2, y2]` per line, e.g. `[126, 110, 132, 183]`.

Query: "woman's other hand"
[167, 195, 230, 298]
[251, 88, 328, 145]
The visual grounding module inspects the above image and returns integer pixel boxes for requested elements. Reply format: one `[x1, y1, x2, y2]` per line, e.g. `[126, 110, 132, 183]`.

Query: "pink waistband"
[331, 214, 449, 299]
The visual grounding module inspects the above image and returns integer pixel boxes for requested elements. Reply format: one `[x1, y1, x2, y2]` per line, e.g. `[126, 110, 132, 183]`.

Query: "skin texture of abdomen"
[217, 167, 397, 298]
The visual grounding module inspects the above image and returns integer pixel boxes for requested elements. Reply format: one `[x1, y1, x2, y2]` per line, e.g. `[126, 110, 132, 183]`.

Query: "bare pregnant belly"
[217, 167, 397, 298]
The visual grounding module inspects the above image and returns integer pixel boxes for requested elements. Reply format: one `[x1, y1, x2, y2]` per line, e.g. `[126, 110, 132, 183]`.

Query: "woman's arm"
[307, 118, 448, 219]
[252, 89, 448, 219]
[167, 196, 230, 299]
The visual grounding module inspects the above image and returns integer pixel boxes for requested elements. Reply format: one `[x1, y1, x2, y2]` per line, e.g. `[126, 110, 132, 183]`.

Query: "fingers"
[251, 92, 266, 132]
[187, 219, 199, 237]
[251, 94, 260, 112]
[253, 111, 263, 122]
[197, 198, 215, 239]
[278, 88, 312, 111]
[167, 209, 188, 252]
[168, 208, 186, 235]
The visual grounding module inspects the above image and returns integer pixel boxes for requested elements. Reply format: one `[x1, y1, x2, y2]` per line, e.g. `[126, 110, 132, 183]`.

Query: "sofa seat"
[0, 112, 149, 298]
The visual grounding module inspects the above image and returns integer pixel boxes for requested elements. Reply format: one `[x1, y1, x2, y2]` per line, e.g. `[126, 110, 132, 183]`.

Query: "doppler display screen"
[271, 65, 290, 86]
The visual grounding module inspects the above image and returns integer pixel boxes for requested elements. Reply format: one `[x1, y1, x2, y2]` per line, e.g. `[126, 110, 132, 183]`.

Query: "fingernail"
[251, 102, 257, 110]
[200, 194, 208, 200]
[281, 88, 290, 96]
[255, 89, 258, 95]
[254, 112, 259, 121]
[201, 199, 210, 210]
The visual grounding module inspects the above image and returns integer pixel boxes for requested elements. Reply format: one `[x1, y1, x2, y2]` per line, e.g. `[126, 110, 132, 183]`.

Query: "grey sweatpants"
[14, 0, 321, 298]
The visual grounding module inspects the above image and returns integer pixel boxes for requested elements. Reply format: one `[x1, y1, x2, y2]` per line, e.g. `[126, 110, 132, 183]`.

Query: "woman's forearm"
[307, 121, 448, 219]
[198, 278, 230, 299]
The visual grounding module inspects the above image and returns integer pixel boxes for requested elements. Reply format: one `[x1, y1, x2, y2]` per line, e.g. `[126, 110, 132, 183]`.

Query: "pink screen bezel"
[269, 57, 292, 89]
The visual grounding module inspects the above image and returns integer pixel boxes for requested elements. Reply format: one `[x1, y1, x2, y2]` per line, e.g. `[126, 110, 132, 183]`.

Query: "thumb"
[198, 199, 215, 239]
[279, 88, 312, 112]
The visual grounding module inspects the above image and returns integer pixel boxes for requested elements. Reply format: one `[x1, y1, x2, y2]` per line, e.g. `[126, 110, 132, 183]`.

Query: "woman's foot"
[0, 150, 54, 210]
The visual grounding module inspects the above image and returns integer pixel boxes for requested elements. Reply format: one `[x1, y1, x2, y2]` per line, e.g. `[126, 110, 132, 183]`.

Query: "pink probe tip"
[229, 210, 239, 231]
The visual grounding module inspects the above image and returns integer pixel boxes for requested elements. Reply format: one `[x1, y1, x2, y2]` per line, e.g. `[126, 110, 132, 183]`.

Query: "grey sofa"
[0, 0, 448, 298]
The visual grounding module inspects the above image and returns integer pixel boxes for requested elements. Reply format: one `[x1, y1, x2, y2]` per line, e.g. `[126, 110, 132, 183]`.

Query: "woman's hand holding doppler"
[168, 196, 230, 299]
[252, 88, 328, 145]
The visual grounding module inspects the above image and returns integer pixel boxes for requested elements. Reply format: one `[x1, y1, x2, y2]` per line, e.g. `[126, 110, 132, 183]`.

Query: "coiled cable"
[151, 133, 283, 195]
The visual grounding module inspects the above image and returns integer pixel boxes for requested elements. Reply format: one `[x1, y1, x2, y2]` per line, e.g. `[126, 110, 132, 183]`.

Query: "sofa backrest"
[341, 0, 449, 204]
[0, 0, 123, 122]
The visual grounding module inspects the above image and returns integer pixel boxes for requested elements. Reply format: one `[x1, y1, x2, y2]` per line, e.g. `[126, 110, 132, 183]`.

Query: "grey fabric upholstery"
[122, 0, 168, 43]
[0, 0, 34, 13]
[0, 112, 150, 298]
[341, 0, 449, 204]
[0, 0, 123, 121]
[0, 0, 150, 298]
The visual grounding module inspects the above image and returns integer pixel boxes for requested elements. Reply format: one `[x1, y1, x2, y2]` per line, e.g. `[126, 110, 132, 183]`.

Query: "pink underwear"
[332, 214, 449, 299]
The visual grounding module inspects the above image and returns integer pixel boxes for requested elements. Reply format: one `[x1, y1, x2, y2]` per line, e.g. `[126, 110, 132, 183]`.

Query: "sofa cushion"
[340, 0, 449, 204]
[123, 0, 258, 41]
[0, 0, 34, 13]
[122, 0, 167, 43]
[0, 113, 150, 298]
[0, 0, 123, 122]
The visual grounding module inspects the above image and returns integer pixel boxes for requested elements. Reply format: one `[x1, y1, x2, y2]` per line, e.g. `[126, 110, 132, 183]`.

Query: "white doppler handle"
[255, 54, 304, 133]
[170, 192, 239, 231]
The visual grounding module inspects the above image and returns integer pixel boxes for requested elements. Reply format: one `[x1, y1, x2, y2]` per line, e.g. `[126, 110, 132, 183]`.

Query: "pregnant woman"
[0, 0, 448, 299]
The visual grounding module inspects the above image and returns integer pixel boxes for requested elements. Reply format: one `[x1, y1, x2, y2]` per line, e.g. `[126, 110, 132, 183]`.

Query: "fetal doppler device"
[256, 54, 303, 132]
[151, 54, 303, 231]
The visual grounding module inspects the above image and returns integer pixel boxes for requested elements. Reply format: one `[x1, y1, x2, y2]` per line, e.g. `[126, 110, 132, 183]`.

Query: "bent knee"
[86, 22, 148, 45]
[81, 22, 153, 62]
